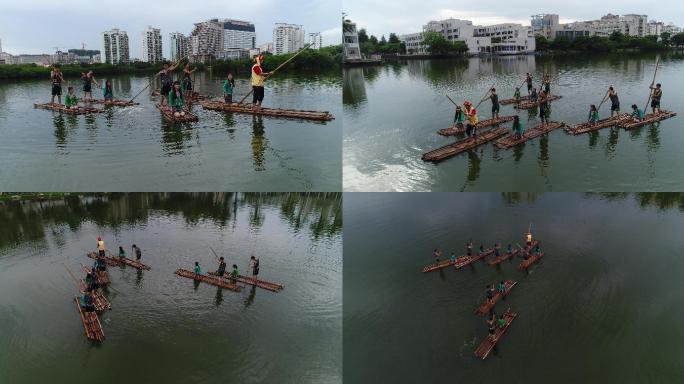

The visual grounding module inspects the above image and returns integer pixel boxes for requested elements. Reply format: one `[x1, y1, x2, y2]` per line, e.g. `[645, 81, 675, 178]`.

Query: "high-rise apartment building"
[170, 32, 189, 62]
[189, 19, 224, 62]
[309, 32, 323, 49]
[273, 23, 305, 55]
[141, 26, 163, 63]
[102, 28, 130, 64]
[222, 19, 256, 50]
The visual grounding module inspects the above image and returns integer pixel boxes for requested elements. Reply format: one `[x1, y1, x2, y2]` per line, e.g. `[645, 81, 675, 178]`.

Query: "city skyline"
[343, 0, 684, 38]
[0, 0, 339, 56]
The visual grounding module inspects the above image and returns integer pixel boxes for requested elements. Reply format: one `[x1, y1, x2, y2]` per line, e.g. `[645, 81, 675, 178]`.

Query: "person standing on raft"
[525, 73, 533, 96]
[50, 66, 64, 105]
[157, 61, 180, 106]
[587, 104, 599, 126]
[216, 257, 227, 277]
[97, 237, 106, 257]
[251, 54, 272, 108]
[102, 80, 114, 102]
[81, 70, 99, 102]
[511, 115, 525, 139]
[606, 86, 620, 117]
[132, 244, 142, 261]
[481, 88, 500, 119]
[453, 105, 465, 129]
[463, 101, 479, 138]
[182, 64, 198, 97]
[649, 83, 662, 114]
[525, 230, 533, 247]
[249, 255, 260, 279]
[538, 91, 549, 126]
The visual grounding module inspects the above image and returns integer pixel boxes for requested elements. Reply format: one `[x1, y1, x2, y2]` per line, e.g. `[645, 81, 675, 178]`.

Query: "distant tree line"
[0, 47, 341, 80]
[357, 29, 406, 54]
[535, 31, 684, 52]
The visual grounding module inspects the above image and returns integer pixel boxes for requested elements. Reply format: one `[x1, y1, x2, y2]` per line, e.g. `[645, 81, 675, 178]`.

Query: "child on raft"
[168, 81, 186, 117]
[65, 87, 80, 110]
[103, 80, 114, 102]
[223, 73, 235, 104]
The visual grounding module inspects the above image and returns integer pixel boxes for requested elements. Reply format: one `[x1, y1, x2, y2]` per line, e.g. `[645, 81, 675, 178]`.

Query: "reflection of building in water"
[343, 68, 367, 107]
[251, 116, 267, 171]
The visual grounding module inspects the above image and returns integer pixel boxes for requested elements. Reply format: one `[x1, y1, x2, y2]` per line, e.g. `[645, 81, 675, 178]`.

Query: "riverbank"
[0, 46, 342, 80]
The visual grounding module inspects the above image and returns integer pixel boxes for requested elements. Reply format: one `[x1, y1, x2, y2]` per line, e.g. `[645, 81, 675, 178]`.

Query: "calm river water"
[0, 193, 342, 384]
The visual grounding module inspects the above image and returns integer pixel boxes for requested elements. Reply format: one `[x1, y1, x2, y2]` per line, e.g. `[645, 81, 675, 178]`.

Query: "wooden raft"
[77, 281, 112, 311]
[475, 280, 517, 316]
[83, 99, 139, 107]
[500, 95, 532, 105]
[474, 309, 517, 360]
[82, 265, 111, 286]
[455, 249, 495, 269]
[74, 297, 105, 342]
[157, 105, 199, 122]
[201, 101, 335, 122]
[518, 252, 545, 270]
[619, 110, 677, 130]
[422, 127, 508, 163]
[513, 95, 562, 109]
[207, 271, 283, 292]
[494, 121, 565, 149]
[437, 116, 515, 137]
[34, 103, 103, 115]
[565, 113, 631, 135]
[86, 251, 150, 270]
[487, 249, 520, 266]
[422, 257, 460, 273]
[174, 269, 241, 292]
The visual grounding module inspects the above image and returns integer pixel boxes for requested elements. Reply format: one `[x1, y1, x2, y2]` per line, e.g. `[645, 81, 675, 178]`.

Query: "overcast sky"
[343, 0, 684, 38]
[0, 0, 340, 57]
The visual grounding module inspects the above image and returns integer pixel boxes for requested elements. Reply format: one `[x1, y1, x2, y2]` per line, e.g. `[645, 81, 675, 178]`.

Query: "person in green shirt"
[230, 264, 239, 278]
[506, 244, 513, 254]
[630, 104, 644, 121]
[588, 104, 599, 125]
[168, 81, 186, 117]
[223, 73, 235, 103]
[65, 87, 79, 109]
[118, 246, 126, 259]
[497, 281, 506, 294]
[450, 252, 456, 264]
[453, 105, 465, 129]
[512, 115, 525, 139]
[513, 87, 521, 102]
[194, 261, 202, 275]
[79, 292, 95, 312]
[497, 314, 506, 329]
[102, 80, 114, 101]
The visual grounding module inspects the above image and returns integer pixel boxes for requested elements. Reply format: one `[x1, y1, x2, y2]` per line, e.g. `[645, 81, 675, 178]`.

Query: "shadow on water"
[251, 115, 267, 172]
[244, 285, 257, 309]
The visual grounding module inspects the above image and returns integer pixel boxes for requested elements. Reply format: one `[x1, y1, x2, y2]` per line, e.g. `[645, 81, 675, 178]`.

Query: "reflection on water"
[343, 53, 684, 191]
[252, 115, 267, 171]
[0, 193, 342, 251]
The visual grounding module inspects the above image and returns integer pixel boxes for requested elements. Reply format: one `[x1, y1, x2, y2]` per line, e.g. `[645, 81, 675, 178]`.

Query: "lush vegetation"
[535, 31, 684, 53]
[420, 32, 469, 55]
[0, 47, 341, 80]
[357, 29, 406, 55]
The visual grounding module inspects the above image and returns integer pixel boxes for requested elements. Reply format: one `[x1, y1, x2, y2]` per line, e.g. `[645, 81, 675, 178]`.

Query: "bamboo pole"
[238, 43, 315, 105]
[475, 83, 496, 109]
[597, 87, 611, 110]
[128, 55, 188, 103]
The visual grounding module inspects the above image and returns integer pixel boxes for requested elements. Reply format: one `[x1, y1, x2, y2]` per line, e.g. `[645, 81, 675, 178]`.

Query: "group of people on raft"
[192, 254, 261, 283]
[49, 66, 115, 110]
[431, 231, 541, 266]
[586, 83, 663, 126]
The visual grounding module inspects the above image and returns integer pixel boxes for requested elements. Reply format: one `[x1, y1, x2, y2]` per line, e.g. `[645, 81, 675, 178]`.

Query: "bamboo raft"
[174, 269, 241, 292]
[86, 251, 150, 270]
[437, 116, 515, 137]
[488, 240, 540, 266]
[422, 256, 460, 273]
[565, 113, 631, 135]
[82, 99, 139, 107]
[513, 95, 562, 109]
[34, 103, 104, 115]
[500, 95, 532, 105]
[77, 281, 112, 311]
[207, 271, 284, 293]
[455, 249, 495, 269]
[82, 265, 111, 286]
[474, 309, 517, 360]
[494, 121, 565, 149]
[201, 101, 335, 122]
[186, 92, 212, 102]
[157, 105, 198, 122]
[74, 297, 105, 342]
[422, 127, 509, 163]
[518, 252, 545, 270]
[475, 280, 517, 316]
[619, 110, 677, 130]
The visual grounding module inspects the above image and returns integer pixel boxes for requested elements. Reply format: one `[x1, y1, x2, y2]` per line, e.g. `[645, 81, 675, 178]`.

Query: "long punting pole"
[128, 55, 188, 104]
[643, 56, 660, 114]
[238, 43, 315, 105]
[446, 94, 458, 106]
[597, 87, 611, 110]
[475, 83, 496, 109]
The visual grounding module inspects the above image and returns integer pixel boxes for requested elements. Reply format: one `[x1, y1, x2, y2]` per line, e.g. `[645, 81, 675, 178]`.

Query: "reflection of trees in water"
[0, 192, 342, 250]
[251, 116, 267, 171]
[587, 193, 684, 212]
[500, 192, 544, 205]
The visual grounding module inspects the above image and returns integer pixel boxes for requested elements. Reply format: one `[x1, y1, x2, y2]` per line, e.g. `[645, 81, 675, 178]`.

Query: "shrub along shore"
[0, 46, 341, 80]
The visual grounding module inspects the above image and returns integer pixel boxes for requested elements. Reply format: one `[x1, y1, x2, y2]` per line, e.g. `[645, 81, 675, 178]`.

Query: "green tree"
[358, 28, 369, 44]
[388, 33, 400, 44]
[660, 32, 672, 45]
[672, 32, 684, 46]
[421, 31, 466, 55]
[369, 35, 378, 45]
[535, 35, 550, 51]
[380, 35, 387, 45]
